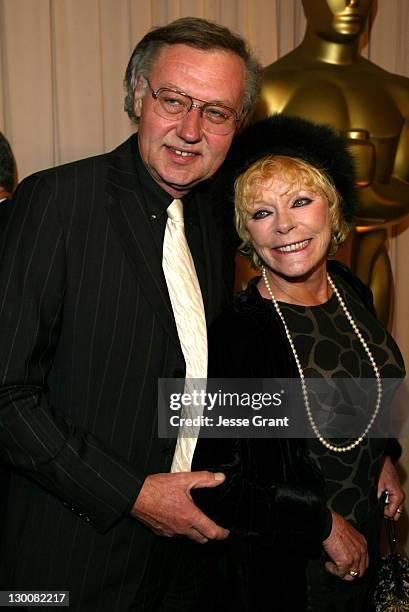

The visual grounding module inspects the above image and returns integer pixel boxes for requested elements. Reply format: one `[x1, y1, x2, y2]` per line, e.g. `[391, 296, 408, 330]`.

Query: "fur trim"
[225, 114, 358, 222]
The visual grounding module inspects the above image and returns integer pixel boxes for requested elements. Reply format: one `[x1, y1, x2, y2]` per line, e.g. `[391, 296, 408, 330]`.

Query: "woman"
[192, 114, 405, 611]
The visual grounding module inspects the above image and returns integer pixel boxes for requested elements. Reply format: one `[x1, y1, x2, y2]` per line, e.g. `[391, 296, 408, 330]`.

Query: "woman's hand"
[377, 456, 405, 520]
[322, 512, 368, 580]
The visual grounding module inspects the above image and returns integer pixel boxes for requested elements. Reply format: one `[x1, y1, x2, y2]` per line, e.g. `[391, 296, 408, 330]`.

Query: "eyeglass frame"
[144, 78, 242, 132]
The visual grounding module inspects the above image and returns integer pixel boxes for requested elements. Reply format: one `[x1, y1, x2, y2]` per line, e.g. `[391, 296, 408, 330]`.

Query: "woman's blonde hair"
[234, 155, 352, 269]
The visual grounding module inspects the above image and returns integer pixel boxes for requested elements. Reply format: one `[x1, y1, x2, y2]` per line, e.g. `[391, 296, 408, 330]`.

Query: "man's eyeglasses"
[145, 79, 241, 135]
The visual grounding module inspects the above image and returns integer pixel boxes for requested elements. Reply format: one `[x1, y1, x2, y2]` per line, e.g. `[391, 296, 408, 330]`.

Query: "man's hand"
[377, 456, 405, 520]
[322, 512, 368, 580]
[130, 471, 230, 544]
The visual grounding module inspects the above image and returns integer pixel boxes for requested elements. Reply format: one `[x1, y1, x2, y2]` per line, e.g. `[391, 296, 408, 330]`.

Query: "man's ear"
[133, 77, 145, 119]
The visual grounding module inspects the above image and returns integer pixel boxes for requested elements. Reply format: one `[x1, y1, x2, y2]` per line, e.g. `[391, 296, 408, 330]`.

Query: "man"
[0, 131, 14, 531]
[0, 131, 15, 204]
[0, 17, 261, 611]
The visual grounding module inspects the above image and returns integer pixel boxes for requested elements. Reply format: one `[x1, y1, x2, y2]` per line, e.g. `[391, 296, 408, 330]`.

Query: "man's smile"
[167, 146, 198, 158]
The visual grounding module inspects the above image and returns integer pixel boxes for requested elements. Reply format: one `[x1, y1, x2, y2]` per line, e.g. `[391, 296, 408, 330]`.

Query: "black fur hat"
[224, 114, 358, 222]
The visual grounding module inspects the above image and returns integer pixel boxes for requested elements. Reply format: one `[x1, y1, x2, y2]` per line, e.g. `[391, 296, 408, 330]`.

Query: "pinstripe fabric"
[0, 136, 234, 610]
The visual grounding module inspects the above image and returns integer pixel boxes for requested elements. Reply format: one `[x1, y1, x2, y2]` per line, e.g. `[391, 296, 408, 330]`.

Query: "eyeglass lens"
[153, 89, 237, 135]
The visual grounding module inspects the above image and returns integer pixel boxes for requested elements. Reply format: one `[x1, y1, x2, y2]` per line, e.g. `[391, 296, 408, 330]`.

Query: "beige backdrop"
[1, 0, 409, 544]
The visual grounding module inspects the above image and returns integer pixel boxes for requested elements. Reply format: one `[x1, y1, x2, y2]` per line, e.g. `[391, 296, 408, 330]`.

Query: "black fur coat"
[191, 261, 398, 611]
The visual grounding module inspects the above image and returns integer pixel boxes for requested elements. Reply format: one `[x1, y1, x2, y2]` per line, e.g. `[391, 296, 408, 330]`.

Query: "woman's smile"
[272, 238, 312, 253]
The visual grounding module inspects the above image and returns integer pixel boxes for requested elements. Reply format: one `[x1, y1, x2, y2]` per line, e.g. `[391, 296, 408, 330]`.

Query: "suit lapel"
[195, 183, 230, 324]
[104, 136, 179, 346]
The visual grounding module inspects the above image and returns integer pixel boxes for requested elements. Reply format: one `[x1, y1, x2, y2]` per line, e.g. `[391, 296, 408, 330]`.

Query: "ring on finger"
[348, 569, 359, 578]
[397, 508, 403, 514]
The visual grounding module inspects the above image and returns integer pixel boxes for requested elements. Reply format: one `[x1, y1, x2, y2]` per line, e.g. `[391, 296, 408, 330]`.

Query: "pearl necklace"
[262, 267, 383, 453]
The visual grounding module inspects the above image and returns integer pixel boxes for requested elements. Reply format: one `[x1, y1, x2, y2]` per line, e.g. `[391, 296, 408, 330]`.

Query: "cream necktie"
[162, 199, 208, 472]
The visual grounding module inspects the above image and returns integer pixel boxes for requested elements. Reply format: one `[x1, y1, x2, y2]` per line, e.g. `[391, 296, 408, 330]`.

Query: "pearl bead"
[262, 267, 383, 454]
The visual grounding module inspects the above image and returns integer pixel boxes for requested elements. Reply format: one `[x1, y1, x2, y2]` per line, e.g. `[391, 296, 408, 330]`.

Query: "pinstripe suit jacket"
[0, 135, 234, 609]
